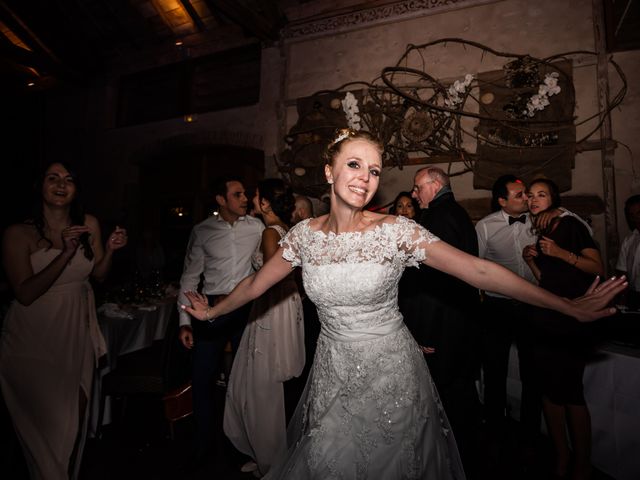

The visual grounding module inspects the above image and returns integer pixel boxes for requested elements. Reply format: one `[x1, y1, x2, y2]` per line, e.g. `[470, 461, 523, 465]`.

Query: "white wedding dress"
[266, 215, 465, 480]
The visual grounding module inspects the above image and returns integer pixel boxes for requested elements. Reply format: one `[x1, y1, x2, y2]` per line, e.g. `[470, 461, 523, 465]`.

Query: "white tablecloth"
[89, 299, 174, 436]
[584, 343, 640, 480]
[505, 342, 640, 480]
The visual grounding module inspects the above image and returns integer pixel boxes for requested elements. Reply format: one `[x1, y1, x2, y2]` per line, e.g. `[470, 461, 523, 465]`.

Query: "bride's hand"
[569, 276, 627, 322]
[181, 291, 214, 321]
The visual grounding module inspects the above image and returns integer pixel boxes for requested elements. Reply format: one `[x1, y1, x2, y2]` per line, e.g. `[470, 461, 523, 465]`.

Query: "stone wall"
[272, 0, 640, 266]
[34, 0, 640, 269]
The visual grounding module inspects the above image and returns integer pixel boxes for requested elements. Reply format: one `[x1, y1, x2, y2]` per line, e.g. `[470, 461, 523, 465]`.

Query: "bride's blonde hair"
[323, 128, 383, 165]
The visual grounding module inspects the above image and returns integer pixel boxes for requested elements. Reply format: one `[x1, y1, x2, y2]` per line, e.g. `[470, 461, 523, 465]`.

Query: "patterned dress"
[265, 216, 465, 480]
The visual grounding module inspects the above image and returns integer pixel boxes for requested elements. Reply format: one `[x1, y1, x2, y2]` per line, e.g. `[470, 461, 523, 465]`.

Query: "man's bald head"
[292, 195, 314, 224]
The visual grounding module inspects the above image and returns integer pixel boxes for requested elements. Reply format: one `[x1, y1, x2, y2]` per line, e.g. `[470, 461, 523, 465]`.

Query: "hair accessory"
[333, 130, 352, 144]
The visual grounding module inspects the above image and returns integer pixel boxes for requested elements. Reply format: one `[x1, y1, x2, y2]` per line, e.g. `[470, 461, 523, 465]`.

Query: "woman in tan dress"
[0, 162, 127, 479]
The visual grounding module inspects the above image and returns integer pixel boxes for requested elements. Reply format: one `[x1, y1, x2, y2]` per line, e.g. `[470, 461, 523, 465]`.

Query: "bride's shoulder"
[301, 215, 327, 232]
[377, 214, 417, 229]
[286, 217, 318, 239]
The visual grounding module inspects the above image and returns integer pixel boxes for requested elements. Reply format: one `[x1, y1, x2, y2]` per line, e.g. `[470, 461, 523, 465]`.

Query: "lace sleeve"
[394, 216, 440, 267]
[279, 219, 309, 267]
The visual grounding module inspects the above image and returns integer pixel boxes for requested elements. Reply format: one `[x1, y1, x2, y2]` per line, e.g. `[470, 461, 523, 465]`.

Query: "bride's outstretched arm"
[181, 246, 293, 321]
[423, 240, 626, 322]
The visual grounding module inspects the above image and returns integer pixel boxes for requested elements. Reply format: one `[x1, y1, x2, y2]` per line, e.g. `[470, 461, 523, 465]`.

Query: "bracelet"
[205, 306, 214, 323]
[568, 252, 579, 266]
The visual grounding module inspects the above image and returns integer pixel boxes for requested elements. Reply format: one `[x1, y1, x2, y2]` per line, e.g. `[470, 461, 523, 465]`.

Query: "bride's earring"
[325, 164, 334, 185]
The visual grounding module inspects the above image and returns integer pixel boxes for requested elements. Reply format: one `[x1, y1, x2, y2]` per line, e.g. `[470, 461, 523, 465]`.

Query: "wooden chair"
[162, 381, 193, 440]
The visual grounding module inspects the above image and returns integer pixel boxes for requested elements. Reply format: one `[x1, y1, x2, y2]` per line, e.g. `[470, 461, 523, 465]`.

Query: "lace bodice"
[280, 216, 438, 337]
[269, 216, 466, 479]
[267, 217, 465, 479]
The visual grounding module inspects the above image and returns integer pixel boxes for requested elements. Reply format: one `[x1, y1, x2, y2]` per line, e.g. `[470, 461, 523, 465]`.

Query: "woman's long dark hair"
[389, 191, 420, 218]
[28, 161, 94, 260]
[258, 178, 295, 227]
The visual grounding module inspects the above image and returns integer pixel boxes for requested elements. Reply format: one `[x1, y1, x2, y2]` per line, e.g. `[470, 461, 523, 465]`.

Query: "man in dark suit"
[285, 195, 320, 421]
[405, 166, 481, 475]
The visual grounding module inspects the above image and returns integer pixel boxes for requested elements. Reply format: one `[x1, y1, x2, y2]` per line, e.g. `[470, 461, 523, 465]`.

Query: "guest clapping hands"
[0, 161, 126, 479]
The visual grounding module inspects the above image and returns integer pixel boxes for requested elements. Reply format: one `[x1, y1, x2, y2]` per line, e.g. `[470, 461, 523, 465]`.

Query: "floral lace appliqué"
[271, 216, 463, 479]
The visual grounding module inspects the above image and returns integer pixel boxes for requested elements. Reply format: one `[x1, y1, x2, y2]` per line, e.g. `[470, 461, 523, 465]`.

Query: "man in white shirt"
[616, 194, 640, 307]
[178, 175, 264, 464]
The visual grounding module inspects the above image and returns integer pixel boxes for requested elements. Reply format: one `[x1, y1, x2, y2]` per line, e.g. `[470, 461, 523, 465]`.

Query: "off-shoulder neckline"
[299, 215, 414, 238]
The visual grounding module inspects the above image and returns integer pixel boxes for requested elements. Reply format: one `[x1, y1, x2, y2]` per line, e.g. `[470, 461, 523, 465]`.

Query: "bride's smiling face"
[325, 138, 382, 209]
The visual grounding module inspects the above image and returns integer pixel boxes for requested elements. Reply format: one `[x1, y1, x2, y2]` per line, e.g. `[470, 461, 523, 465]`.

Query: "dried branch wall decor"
[278, 39, 626, 197]
[279, 91, 358, 198]
[474, 59, 576, 191]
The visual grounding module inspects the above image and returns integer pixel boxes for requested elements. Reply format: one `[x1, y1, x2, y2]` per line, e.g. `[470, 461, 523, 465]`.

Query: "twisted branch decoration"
[281, 38, 627, 194]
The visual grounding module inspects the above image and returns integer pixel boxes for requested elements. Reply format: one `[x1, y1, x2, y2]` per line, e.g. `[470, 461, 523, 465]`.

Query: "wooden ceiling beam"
[0, 1, 62, 64]
[205, 0, 282, 41]
[179, 0, 206, 32]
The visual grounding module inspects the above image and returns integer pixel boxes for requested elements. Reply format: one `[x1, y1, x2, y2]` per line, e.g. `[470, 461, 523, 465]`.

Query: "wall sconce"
[183, 113, 198, 123]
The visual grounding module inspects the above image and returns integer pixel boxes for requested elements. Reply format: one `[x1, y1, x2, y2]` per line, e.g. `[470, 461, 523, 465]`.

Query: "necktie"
[508, 215, 526, 225]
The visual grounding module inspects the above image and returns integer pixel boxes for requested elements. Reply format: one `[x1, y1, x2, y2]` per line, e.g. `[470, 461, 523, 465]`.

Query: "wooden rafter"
[205, 0, 282, 41]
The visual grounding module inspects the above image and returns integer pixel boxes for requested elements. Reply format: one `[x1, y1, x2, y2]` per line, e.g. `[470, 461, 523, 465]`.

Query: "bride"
[183, 128, 625, 479]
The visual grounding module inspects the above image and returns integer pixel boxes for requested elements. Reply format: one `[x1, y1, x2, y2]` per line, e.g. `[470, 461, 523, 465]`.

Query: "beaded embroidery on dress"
[265, 215, 466, 480]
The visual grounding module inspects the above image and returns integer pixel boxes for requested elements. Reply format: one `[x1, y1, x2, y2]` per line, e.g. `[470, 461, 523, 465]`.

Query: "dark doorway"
[135, 145, 264, 283]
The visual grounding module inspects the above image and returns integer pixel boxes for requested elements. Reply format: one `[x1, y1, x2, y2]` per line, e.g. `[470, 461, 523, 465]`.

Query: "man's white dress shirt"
[616, 229, 640, 291]
[476, 210, 537, 299]
[178, 214, 264, 327]
[476, 209, 592, 299]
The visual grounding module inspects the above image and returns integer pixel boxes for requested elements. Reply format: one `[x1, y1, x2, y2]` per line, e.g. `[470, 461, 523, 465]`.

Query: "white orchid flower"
[341, 92, 362, 131]
[548, 85, 561, 96]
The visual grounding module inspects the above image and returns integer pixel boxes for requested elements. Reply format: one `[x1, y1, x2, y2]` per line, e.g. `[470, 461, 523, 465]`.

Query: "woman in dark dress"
[523, 178, 604, 480]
